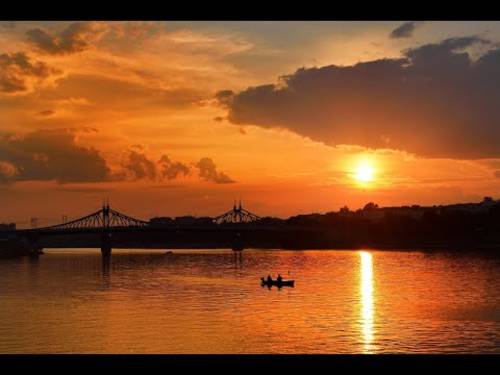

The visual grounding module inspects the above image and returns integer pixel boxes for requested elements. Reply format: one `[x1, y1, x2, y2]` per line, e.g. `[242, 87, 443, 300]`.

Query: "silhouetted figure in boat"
[260, 274, 294, 288]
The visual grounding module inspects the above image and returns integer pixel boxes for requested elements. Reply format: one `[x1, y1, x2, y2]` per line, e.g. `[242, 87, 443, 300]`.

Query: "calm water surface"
[1, 249, 500, 353]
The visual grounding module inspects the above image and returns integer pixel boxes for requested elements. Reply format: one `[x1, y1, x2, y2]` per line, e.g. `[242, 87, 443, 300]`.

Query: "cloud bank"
[122, 150, 157, 180]
[159, 155, 190, 180]
[121, 151, 233, 184]
[0, 132, 235, 186]
[0, 129, 111, 183]
[217, 36, 500, 159]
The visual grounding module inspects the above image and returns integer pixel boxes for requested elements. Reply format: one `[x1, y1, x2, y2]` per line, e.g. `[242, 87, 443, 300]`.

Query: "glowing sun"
[354, 161, 376, 183]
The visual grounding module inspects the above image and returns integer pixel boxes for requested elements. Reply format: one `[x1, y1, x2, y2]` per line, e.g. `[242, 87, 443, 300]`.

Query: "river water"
[1, 249, 500, 353]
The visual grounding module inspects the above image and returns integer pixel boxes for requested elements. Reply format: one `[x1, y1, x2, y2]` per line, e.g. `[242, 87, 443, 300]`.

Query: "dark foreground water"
[1, 249, 500, 353]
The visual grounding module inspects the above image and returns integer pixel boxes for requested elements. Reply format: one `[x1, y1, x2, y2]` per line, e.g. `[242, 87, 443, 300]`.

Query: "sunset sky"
[2, 21, 500, 227]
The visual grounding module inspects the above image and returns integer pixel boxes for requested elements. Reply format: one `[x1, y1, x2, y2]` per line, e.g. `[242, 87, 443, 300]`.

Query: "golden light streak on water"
[359, 251, 374, 352]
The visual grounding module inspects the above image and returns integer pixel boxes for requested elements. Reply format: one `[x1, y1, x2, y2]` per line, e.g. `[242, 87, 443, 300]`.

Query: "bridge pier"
[232, 231, 244, 251]
[101, 247, 111, 257]
[101, 231, 112, 257]
[26, 234, 44, 257]
[29, 247, 44, 257]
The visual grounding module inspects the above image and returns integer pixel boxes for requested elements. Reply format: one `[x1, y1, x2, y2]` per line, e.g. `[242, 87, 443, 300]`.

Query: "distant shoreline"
[3, 229, 500, 258]
[38, 243, 500, 253]
[3, 196, 500, 258]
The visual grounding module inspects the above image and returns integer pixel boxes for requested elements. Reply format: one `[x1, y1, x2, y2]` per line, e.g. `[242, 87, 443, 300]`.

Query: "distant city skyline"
[2, 21, 500, 224]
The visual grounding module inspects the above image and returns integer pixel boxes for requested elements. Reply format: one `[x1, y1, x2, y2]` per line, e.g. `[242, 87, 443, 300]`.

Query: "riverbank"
[35, 242, 500, 253]
[0, 238, 43, 258]
[6, 228, 500, 258]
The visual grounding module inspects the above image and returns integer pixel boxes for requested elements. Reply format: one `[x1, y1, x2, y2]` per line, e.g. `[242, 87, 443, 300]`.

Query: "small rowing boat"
[260, 277, 295, 287]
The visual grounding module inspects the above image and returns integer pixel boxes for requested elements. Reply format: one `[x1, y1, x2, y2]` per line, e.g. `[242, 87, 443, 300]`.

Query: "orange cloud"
[195, 157, 235, 184]
[26, 22, 105, 55]
[0, 51, 60, 93]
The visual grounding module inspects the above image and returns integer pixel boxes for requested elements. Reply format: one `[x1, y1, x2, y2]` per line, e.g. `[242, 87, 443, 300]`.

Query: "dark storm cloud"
[195, 157, 234, 184]
[0, 52, 59, 93]
[495, 171, 500, 179]
[26, 22, 96, 55]
[158, 155, 190, 180]
[390, 21, 423, 39]
[0, 129, 111, 183]
[218, 36, 500, 159]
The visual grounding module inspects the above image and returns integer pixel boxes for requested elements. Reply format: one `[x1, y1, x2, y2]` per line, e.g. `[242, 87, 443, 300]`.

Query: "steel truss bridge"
[16, 202, 263, 254]
[22, 202, 261, 234]
[213, 201, 261, 224]
[24, 204, 149, 234]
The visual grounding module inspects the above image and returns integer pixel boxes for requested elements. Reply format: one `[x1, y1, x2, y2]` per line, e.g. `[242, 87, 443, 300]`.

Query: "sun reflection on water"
[359, 251, 374, 352]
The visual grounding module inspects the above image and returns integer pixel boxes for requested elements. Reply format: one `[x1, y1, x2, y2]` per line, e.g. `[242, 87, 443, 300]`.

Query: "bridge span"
[15, 202, 274, 255]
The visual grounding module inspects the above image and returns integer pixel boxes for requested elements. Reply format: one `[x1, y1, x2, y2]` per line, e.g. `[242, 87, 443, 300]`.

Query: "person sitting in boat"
[266, 275, 273, 283]
[277, 274, 283, 283]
